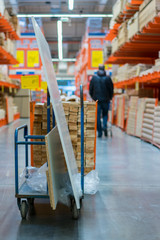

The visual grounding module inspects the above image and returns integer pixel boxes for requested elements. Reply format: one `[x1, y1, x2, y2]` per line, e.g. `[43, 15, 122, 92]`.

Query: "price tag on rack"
[21, 75, 40, 90]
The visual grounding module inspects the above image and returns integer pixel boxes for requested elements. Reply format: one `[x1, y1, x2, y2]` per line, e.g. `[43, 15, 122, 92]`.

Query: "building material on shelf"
[141, 98, 156, 141]
[116, 94, 129, 129]
[14, 89, 30, 118]
[153, 106, 160, 145]
[139, 0, 160, 31]
[128, 12, 139, 40]
[135, 98, 146, 137]
[126, 96, 138, 135]
[118, 21, 128, 47]
[111, 37, 119, 55]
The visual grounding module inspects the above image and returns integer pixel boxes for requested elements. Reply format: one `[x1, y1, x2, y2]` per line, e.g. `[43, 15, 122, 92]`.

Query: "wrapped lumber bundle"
[141, 98, 156, 141]
[33, 102, 96, 174]
[33, 103, 52, 167]
[153, 106, 160, 145]
[117, 64, 133, 81]
[135, 98, 146, 137]
[118, 21, 128, 47]
[111, 37, 119, 54]
[139, 0, 160, 31]
[128, 12, 139, 40]
[112, 0, 124, 20]
[117, 94, 129, 129]
[126, 96, 138, 135]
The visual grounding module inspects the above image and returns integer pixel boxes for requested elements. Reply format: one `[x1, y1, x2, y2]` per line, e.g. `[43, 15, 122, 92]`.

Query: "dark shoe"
[98, 132, 102, 138]
[103, 128, 108, 137]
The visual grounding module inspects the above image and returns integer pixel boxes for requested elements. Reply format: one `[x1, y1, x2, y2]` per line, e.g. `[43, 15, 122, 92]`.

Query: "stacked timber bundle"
[116, 94, 129, 129]
[153, 106, 160, 145]
[118, 21, 128, 47]
[139, 0, 160, 31]
[33, 101, 96, 173]
[135, 98, 146, 137]
[126, 96, 138, 135]
[141, 98, 156, 141]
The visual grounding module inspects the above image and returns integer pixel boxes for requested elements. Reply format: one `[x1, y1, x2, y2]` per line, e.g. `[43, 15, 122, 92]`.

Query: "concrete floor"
[1, 119, 160, 240]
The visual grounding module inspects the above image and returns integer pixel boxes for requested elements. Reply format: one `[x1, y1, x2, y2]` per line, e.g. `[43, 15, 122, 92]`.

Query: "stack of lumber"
[153, 106, 160, 145]
[33, 101, 96, 173]
[118, 21, 128, 47]
[141, 98, 156, 141]
[117, 64, 133, 81]
[111, 37, 119, 54]
[139, 0, 160, 31]
[116, 94, 129, 128]
[126, 96, 138, 135]
[112, 0, 124, 20]
[135, 98, 146, 137]
[128, 12, 139, 40]
[33, 103, 52, 167]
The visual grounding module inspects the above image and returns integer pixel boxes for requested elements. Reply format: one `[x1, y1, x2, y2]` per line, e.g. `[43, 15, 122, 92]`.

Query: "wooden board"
[45, 126, 70, 210]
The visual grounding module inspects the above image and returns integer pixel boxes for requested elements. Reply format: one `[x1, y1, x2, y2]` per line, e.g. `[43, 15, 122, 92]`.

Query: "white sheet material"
[32, 18, 81, 209]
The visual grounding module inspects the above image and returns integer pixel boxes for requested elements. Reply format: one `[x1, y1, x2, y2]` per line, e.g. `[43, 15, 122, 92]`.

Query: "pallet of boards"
[153, 106, 160, 146]
[141, 98, 156, 141]
[118, 21, 128, 47]
[33, 103, 52, 168]
[111, 37, 119, 55]
[128, 12, 139, 40]
[33, 101, 96, 174]
[116, 94, 129, 129]
[126, 96, 138, 135]
[139, 0, 160, 31]
[135, 98, 146, 137]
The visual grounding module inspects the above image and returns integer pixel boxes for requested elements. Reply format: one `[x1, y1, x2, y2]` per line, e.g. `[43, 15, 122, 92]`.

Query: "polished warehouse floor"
[1, 119, 160, 240]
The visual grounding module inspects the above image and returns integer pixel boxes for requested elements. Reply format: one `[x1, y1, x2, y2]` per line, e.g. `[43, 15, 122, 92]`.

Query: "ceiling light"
[57, 20, 63, 60]
[68, 0, 74, 11]
[52, 58, 76, 62]
[17, 13, 113, 18]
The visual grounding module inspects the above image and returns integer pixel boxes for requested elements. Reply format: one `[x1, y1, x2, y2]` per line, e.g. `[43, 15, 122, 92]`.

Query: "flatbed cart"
[14, 85, 84, 220]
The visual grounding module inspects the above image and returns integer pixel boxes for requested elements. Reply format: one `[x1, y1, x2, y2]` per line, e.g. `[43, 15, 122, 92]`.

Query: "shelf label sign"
[21, 75, 39, 90]
[91, 50, 103, 68]
[13, 50, 24, 68]
[27, 50, 39, 68]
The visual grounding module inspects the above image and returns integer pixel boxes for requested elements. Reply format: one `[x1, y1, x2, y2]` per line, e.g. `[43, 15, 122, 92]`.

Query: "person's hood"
[97, 70, 106, 77]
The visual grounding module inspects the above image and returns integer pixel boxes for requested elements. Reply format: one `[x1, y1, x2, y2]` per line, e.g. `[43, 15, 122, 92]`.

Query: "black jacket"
[89, 70, 113, 102]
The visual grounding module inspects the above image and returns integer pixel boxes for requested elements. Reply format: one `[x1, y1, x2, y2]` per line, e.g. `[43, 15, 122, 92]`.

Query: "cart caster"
[20, 200, 28, 219]
[70, 197, 80, 220]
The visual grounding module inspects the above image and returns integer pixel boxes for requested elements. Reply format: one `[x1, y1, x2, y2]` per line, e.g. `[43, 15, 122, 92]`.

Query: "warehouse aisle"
[1, 119, 160, 240]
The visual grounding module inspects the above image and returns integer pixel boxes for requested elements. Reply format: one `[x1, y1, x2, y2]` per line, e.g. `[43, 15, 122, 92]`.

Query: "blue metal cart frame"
[15, 85, 84, 219]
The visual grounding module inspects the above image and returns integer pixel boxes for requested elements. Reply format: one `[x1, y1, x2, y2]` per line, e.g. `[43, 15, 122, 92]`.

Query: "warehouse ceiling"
[5, 0, 116, 59]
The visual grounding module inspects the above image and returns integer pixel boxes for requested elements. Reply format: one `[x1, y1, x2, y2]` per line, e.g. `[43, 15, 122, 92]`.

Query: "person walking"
[89, 65, 113, 137]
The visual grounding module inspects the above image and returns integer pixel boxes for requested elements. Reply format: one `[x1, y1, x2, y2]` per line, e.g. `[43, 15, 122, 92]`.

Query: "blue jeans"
[97, 102, 109, 136]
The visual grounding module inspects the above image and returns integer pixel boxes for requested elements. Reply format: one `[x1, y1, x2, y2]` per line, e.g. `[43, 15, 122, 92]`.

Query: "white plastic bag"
[20, 163, 48, 192]
[75, 170, 100, 195]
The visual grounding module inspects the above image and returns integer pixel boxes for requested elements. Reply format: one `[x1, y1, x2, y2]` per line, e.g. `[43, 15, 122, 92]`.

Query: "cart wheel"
[71, 198, 80, 220]
[110, 131, 112, 137]
[20, 200, 28, 219]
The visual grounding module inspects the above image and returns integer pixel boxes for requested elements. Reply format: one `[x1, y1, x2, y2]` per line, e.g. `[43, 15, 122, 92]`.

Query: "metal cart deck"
[15, 85, 84, 220]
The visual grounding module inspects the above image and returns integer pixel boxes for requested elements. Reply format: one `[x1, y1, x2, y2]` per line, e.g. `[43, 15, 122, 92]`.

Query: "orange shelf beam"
[114, 71, 160, 89]
[0, 46, 18, 65]
[0, 81, 20, 89]
[0, 13, 20, 40]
